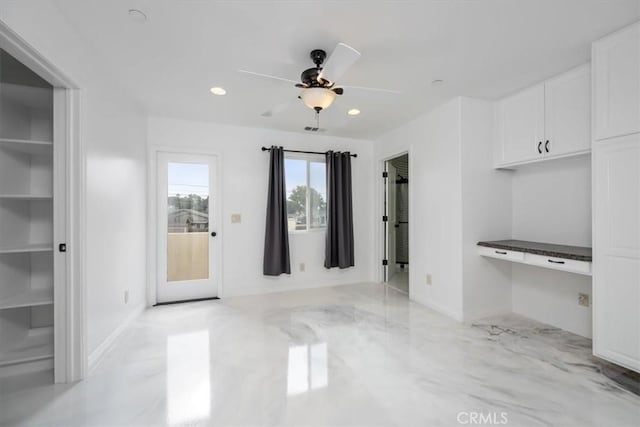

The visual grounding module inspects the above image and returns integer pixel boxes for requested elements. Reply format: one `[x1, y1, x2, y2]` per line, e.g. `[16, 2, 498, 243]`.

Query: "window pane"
[309, 161, 327, 229]
[167, 162, 209, 282]
[285, 158, 307, 231]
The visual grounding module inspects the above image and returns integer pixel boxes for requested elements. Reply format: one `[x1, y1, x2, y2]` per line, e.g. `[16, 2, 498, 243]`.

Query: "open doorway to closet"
[383, 153, 409, 294]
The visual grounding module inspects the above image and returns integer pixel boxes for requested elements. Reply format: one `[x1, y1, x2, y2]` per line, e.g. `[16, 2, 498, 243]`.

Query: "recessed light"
[128, 9, 147, 23]
[347, 108, 361, 116]
[210, 87, 227, 96]
[431, 79, 444, 85]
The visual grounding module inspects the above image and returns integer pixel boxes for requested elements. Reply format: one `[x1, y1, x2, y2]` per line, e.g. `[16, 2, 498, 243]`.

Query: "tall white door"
[157, 152, 219, 303]
[593, 23, 640, 141]
[593, 134, 640, 372]
[385, 163, 397, 281]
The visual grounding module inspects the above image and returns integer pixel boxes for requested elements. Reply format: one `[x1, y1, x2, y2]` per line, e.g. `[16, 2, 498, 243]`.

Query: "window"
[285, 156, 327, 232]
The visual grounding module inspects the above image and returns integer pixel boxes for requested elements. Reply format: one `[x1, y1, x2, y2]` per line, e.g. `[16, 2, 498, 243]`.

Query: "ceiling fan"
[238, 43, 399, 120]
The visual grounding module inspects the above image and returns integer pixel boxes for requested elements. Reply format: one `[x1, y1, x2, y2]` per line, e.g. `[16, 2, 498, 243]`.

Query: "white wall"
[460, 98, 513, 320]
[375, 98, 464, 319]
[0, 2, 148, 355]
[374, 97, 512, 321]
[147, 117, 375, 299]
[511, 155, 592, 337]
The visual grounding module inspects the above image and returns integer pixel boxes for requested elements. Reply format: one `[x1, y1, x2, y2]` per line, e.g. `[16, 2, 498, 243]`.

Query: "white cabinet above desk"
[478, 240, 592, 276]
[494, 64, 591, 168]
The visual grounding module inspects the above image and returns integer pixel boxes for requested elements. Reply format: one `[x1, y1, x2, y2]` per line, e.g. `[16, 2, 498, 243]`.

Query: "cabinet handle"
[495, 250, 508, 255]
[538, 141, 542, 154]
[545, 140, 550, 153]
[548, 259, 565, 264]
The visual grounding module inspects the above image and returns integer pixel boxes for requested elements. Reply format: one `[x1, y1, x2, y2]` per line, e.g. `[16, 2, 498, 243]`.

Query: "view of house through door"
[383, 154, 409, 294]
[157, 152, 219, 303]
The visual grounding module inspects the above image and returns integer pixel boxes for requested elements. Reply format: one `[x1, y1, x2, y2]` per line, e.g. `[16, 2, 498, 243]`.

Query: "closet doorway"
[383, 154, 409, 294]
[0, 20, 83, 383]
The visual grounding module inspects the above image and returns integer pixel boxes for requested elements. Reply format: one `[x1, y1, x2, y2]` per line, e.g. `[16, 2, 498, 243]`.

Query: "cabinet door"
[593, 134, 640, 372]
[496, 84, 545, 165]
[593, 23, 640, 141]
[544, 64, 591, 157]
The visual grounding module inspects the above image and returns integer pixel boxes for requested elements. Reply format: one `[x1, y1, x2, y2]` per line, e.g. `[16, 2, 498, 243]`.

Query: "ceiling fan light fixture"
[300, 87, 336, 111]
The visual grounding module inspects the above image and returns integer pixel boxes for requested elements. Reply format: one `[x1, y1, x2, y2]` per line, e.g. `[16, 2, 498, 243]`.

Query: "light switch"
[231, 213, 241, 223]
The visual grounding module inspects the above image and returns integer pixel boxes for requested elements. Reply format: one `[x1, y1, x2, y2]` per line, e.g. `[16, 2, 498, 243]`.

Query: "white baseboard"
[412, 296, 464, 322]
[88, 303, 145, 374]
[221, 278, 369, 298]
[0, 358, 53, 378]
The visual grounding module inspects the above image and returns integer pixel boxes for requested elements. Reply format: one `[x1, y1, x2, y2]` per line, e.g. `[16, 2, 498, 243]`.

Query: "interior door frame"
[0, 19, 85, 383]
[377, 149, 412, 292]
[147, 146, 224, 305]
[385, 161, 398, 282]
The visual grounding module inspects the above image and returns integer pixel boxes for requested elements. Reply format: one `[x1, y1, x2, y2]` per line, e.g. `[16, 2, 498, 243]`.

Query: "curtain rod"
[261, 146, 357, 158]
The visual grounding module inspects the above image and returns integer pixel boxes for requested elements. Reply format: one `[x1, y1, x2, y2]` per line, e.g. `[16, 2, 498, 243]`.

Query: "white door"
[544, 64, 591, 157]
[157, 152, 219, 303]
[497, 83, 545, 164]
[593, 134, 640, 372]
[385, 163, 397, 281]
[593, 22, 640, 141]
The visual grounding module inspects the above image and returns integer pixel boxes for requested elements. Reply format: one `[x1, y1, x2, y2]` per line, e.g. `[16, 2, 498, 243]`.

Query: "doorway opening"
[383, 153, 409, 294]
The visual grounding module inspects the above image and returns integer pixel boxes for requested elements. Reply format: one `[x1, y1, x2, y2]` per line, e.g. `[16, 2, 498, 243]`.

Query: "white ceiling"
[53, 0, 640, 139]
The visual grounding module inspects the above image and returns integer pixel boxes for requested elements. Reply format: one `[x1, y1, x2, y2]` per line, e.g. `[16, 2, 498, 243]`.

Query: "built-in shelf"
[0, 288, 53, 310]
[0, 138, 53, 156]
[0, 244, 53, 255]
[0, 327, 53, 367]
[0, 195, 52, 200]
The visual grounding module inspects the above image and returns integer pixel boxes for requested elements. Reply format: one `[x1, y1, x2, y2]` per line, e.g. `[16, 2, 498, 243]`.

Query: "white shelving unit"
[0, 48, 55, 376]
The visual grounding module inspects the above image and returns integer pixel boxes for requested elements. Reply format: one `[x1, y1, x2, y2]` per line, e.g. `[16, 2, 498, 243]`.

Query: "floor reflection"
[287, 342, 328, 395]
[166, 330, 211, 425]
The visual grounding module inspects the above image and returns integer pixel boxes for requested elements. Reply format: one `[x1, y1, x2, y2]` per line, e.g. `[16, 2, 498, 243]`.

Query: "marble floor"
[1, 283, 639, 426]
[387, 271, 409, 294]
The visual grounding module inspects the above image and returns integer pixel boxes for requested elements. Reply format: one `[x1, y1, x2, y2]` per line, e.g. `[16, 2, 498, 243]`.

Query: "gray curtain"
[263, 146, 291, 275]
[324, 151, 355, 269]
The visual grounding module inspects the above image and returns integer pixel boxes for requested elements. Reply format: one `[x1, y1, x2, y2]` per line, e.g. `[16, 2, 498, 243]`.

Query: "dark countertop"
[477, 239, 592, 262]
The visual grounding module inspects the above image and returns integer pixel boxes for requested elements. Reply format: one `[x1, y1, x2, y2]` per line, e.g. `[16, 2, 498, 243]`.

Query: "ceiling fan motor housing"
[300, 49, 334, 87]
[310, 49, 326, 67]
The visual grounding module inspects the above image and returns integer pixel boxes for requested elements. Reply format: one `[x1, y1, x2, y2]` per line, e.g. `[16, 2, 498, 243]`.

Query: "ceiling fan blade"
[318, 43, 361, 84]
[261, 97, 300, 117]
[238, 69, 300, 85]
[340, 85, 401, 95]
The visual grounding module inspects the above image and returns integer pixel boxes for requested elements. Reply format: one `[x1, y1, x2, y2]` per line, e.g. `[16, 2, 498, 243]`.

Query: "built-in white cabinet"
[593, 23, 640, 141]
[0, 49, 56, 377]
[495, 64, 591, 168]
[592, 22, 640, 373]
[496, 84, 545, 165]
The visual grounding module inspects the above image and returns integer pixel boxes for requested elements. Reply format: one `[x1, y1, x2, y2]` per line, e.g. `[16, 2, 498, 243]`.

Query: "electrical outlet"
[124, 290, 129, 304]
[426, 274, 432, 285]
[231, 213, 241, 223]
[299, 262, 305, 272]
[578, 293, 590, 307]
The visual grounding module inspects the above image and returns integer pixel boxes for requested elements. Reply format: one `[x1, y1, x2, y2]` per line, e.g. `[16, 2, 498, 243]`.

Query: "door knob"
[211, 232, 217, 237]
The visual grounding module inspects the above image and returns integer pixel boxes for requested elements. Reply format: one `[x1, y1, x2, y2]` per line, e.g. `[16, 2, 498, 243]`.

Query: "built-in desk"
[477, 240, 592, 276]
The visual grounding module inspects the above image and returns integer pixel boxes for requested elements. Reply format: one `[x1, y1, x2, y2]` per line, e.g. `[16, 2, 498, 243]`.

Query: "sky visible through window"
[285, 159, 326, 197]
[168, 163, 209, 197]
